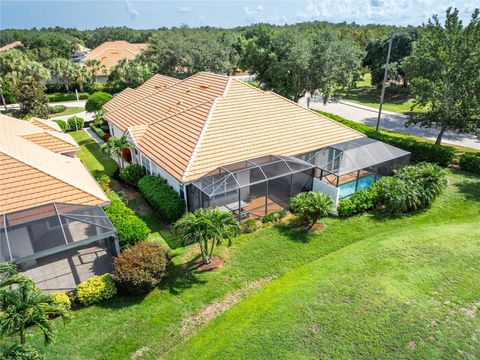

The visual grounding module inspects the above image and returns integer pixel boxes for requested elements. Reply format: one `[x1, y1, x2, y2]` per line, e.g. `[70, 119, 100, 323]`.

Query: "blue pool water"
[339, 174, 377, 199]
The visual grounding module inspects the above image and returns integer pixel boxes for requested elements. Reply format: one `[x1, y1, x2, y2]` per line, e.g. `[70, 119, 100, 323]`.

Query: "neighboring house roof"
[104, 72, 364, 183]
[81, 41, 147, 74]
[103, 74, 181, 112]
[0, 115, 108, 214]
[29, 118, 63, 132]
[0, 41, 22, 52]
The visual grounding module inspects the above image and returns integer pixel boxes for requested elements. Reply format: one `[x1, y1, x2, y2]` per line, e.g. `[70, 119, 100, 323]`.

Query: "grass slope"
[30, 171, 480, 359]
[49, 106, 84, 118]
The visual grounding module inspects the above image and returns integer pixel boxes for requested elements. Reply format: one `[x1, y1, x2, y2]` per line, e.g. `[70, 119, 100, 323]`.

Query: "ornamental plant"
[76, 274, 117, 306]
[290, 192, 336, 230]
[119, 163, 145, 188]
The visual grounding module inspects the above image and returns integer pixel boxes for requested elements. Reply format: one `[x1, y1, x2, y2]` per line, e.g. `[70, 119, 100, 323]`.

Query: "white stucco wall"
[313, 178, 340, 205]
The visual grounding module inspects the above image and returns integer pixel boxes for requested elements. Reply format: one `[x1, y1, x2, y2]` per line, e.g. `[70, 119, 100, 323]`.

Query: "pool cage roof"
[191, 155, 315, 198]
[306, 138, 411, 176]
[1, 202, 116, 263]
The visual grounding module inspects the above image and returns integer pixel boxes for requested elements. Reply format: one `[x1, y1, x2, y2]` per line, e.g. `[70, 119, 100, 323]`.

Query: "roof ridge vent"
[200, 84, 210, 90]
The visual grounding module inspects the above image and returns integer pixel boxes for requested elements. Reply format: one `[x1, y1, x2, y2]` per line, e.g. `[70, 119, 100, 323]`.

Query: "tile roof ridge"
[229, 77, 365, 138]
[147, 97, 217, 127]
[181, 96, 220, 182]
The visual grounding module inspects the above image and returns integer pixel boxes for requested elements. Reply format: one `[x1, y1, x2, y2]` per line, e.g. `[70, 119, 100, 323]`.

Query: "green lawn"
[30, 170, 480, 359]
[49, 106, 84, 118]
[69, 130, 118, 176]
[341, 73, 426, 115]
[47, 92, 89, 102]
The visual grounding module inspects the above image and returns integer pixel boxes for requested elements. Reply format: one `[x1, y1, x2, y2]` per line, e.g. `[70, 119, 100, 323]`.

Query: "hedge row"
[317, 111, 455, 166]
[90, 124, 105, 139]
[138, 175, 185, 223]
[459, 152, 480, 174]
[104, 192, 150, 248]
[119, 164, 145, 188]
[53, 116, 84, 132]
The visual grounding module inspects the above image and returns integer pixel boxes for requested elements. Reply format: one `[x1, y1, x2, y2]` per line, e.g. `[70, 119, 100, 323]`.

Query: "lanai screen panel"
[0, 203, 115, 263]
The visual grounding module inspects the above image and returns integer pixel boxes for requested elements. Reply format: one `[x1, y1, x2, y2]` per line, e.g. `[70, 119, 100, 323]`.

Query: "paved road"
[299, 97, 480, 150]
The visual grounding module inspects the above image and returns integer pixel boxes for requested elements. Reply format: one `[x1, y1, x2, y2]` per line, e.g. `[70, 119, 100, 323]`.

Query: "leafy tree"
[85, 91, 112, 112]
[308, 31, 365, 104]
[108, 58, 153, 90]
[47, 58, 76, 91]
[101, 135, 133, 168]
[363, 30, 417, 87]
[173, 208, 241, 264]
[13, 78, 49, 118]
[290, 192, 336, 230]
[402, 8, 480, 144]
[83, 59, 106, 83]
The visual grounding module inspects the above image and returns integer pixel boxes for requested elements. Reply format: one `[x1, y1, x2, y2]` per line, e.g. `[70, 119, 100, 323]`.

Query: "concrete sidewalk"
[83, 127, 105, 144]
[300, 97, 480, 150]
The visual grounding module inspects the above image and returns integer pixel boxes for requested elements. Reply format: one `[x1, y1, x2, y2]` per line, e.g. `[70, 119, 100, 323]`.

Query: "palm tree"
[73, 64, 87, 92]
[84, 59, 106, 83]
[173, 208, 241, 264]
[0, 263, 31, 293]
[48, 58, 75, 91]
[290, 192, 336, 230]
[101, 135, 133, 168]
[0, 283, 69, 345]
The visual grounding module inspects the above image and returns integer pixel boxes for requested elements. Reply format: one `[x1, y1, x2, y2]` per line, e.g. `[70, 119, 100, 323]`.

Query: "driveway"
[300, 97, 480, 150]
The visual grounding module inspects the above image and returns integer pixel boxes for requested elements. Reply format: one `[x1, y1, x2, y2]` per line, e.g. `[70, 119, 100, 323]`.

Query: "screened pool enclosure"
[188, 155, 315, 218]
[0, 202, 119, 264]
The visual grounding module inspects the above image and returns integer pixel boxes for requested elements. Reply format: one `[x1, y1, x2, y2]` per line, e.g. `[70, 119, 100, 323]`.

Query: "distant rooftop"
[0, 41, 22, 52]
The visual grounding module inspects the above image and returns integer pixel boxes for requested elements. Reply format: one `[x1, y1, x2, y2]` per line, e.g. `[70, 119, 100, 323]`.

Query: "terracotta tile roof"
[0, 115, 108, 213]
[125, 125, 147, 146]
[0, 41, 22, 52]
[81, 41, 147, 73]
[105, 72, 364, 183]
[103, 74, 180, 112]
[29, 118, 63, 132]
[21, 132, 78, 154]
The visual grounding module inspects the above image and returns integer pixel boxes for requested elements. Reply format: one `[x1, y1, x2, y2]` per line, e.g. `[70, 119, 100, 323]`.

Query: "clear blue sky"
[1, 0, 477, 30]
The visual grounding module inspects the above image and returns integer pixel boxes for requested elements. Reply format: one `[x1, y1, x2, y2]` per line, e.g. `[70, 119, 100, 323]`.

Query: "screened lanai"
[302, 137, 411, 199]
[0, 202, 119, 264]
[188, 155, 315, 218]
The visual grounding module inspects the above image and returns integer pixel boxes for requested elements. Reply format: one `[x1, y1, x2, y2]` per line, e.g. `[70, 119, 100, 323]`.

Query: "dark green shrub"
[76, 274, 117, 306]
[113, 242, 169, 294]
[53, 119, 69, 132]
[375, 177, 415, 214]
[104, 192, 150, 248]
[90, 124, 105, 139]
[338, 184, 380, 217]
[261, 213, 275, 224]
[290, 192, 336, 229]
[47, 92, 89, 102]
[138, 176, 185, 222]
[91, 169, 110, 191]
[241, 218, 262, 233]
[119, 164, 145, 188]
[48, 104, 67, 114]
[67, 116, 84, 131]
[459, 152, 480, 174]
[85, 91, 112, 112]
[316, 111, 455, 166]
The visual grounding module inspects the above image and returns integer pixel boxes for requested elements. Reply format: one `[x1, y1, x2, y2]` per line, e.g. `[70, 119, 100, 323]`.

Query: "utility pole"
[376, 35, 393, 131]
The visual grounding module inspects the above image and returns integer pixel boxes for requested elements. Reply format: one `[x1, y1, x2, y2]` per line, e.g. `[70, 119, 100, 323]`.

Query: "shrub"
[48, 104, 67, 114]
[338, 184, 380, 217]
[274, 208, 288, 221]
[138, 176, 185, 222]
[51, 292, 71, 310]
[47, 92, 89, 101]
[67, 116, 84, 131]
[290, 192, 336, 230]
[316, 111, 455, 166]
[459, 152, 480, 175]
[261, 213, 275, 224]
[53, 119, 69, 132]
[375, 177, 413, 214]
[104, 192, 150, 248]
[76, 274, 117, 306]
[113, 242, 169, 294]
[119, 164, 145, 188]
[91, 169, 111, 191]
[241, 218, 262, 233]
[90, 124, 105, 139]
[85, 91, 112, 112]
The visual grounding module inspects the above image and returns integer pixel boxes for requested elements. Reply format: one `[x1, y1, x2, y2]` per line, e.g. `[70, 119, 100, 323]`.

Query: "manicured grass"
[49, 106, 84, 118]
[341, 73, 426, 115]
[69, 130, 118, 176]
[30, 170, 480, 359]
[47, 92, 89, 102]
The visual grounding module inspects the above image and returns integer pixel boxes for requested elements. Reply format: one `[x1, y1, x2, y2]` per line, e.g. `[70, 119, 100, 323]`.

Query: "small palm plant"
[173, 208, 241, 264]
[102, 135, 133, 168]
[290, 192, 336, 230]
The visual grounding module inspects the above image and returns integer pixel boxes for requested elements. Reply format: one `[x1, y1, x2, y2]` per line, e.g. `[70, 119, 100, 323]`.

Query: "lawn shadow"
[451, 170, 480, 201]
[160, 253, 207, 295]
[97, 292, 148, 310]
[275, 221, 311, 243]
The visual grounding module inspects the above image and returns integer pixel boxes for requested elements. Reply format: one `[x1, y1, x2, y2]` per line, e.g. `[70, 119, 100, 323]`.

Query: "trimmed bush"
[48, 104, 67, 114]
[290, 191, 336, 229]
[317, 111, 455, 166]
[76, 274, 117, 306]
[53, 119, 69, 132]
[90, 124, 105, 139]
[85, 91, 112, 112]
[67, 116, 84, 131]
[113, 242, 169, 294]
[261, 213, 275, 224]
[104, 192, 150, 248]
[241, 218, 262, 233]
[51, 292, 71, 310]
[119, 164, 145, 188]
[138, 176, 185, 222]
[91, 169, 111, 191]
[47, 92, 89, 102]
[459, 152, 480, 175]
[338, 184, 380, 217]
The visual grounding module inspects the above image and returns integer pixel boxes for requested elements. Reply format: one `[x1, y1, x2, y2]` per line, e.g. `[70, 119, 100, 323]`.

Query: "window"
[141, 154, 151, 175]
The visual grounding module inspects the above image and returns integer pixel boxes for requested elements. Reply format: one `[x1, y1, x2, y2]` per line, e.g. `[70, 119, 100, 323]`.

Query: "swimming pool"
[338, 174, 377, 199]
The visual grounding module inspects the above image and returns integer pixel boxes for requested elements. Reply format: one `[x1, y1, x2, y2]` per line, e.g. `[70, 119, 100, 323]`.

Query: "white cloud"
[177, 6, 191, 13]
[244, 5, 264, 16]
[125, 0, 140, 20]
